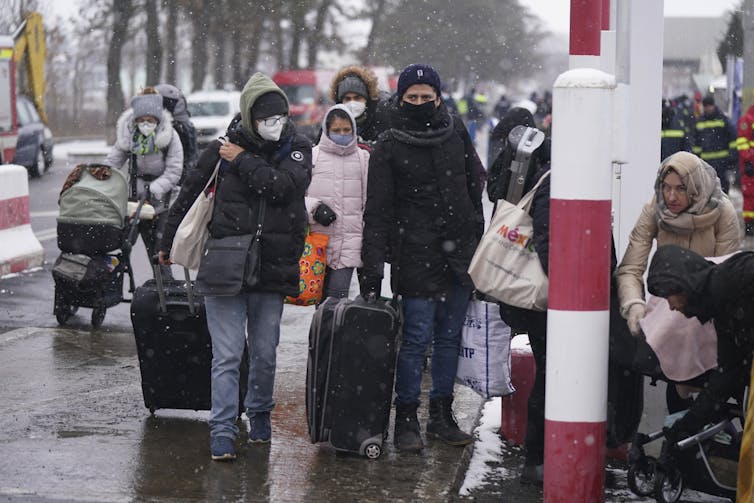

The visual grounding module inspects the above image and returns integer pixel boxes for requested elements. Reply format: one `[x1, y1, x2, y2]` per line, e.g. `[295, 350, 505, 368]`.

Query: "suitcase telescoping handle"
[151, 255, 196, 316]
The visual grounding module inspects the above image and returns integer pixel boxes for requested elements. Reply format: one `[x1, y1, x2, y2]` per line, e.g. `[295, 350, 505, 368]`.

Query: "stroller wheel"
[56, 310, 71, 325]
[91, 307, 106, 328]
[654, 467, 684, 503]
[55, 303, 77, 325]
[627, 456, 657, 496]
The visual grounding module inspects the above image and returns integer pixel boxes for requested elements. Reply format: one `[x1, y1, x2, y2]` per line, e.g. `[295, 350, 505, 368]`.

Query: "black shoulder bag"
[195, 202, 266, 296]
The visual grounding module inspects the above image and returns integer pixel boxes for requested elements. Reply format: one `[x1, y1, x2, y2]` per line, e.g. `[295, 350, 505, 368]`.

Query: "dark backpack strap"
[129, 152, 138, 201]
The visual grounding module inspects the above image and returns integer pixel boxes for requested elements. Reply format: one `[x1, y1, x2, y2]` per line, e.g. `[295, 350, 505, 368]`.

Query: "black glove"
[359, 275, 381, 300]
[745, 162, 754, 176]
[313, 203, 337, 226]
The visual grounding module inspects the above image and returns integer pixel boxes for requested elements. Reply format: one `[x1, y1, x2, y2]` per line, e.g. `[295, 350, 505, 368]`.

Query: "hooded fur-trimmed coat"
[305, 105, 369, 269]
[328, 66, 390, 143]
[103, 108, 184, 213]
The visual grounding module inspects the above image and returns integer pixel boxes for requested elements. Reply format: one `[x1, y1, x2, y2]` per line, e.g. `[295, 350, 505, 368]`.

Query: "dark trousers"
[138, 214, 172, 278]
[523, 311, 548, 466]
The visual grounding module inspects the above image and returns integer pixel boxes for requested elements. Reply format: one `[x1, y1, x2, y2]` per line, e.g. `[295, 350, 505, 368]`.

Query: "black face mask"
[401, 100, 437, 123]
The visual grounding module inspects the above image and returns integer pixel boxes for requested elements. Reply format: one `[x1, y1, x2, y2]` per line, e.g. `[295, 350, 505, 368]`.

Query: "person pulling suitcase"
[159, 73, 312, 461]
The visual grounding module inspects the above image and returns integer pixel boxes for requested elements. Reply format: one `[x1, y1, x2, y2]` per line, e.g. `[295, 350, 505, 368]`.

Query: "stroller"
[627, 396, 745, 503]
[53, 164, 149, 328]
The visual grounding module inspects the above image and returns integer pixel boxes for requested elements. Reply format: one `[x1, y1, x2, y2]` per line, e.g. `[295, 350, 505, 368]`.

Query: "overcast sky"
[519, 0, 741, 34]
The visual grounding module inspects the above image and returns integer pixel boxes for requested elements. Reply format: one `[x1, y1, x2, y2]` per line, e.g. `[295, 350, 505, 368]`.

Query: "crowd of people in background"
[90, 61, 753, 497]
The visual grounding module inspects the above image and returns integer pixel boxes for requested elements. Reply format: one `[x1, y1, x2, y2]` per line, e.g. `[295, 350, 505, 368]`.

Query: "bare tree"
[361, 0, 389, 66]
[228, 0, 269, 88]
[189, 0, 209, 91]
[145, 0, 163, 84]
[288, 2, 305, 69]
[306, 0, 333, 68]
[106, 0, 134, 142]
[163, 0, 178, 83]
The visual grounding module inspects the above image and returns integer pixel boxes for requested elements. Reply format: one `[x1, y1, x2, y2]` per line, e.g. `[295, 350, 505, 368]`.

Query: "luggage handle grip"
[151, 255, 195, 315]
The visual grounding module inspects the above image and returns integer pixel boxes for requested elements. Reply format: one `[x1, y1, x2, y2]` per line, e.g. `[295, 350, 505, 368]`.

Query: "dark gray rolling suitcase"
[306, 296, 400, 459]
[130, 266, 247, 414]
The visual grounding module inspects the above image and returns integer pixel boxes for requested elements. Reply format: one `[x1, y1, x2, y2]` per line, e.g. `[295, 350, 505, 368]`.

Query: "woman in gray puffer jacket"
[103, 88, 183, 276]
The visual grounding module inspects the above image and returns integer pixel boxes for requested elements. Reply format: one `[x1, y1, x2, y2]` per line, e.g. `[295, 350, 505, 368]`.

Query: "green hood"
[239, 72, 289, 138]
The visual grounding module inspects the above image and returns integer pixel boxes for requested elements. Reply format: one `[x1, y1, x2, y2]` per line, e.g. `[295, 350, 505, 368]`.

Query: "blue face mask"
[329, 133, 353, 146]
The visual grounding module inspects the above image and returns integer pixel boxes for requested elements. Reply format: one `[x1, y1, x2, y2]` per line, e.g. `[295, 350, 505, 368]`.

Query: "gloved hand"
[313, 203, 337, 226]
[626, 303, 646, 337]
[745, 162, 754, 177]
[359, 275, 381, 300]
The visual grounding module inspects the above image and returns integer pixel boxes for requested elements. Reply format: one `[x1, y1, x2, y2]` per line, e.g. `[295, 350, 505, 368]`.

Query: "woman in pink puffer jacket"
[305, 105, 370, 298]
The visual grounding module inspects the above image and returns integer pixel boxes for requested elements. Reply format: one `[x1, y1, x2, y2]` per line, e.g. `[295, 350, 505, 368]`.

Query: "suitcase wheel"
[363, 443, 382, 460]
[91, 307, 106, 328]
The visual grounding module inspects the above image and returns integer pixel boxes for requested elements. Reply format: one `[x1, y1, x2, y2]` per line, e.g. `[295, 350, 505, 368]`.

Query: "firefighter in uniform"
[737, 103, 754, 235]
[661, 98, 692, 161]
[692, 94, 738, 193]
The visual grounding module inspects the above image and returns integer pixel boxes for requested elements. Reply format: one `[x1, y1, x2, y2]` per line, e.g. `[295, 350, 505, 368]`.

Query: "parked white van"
[187, 90, 241, 149]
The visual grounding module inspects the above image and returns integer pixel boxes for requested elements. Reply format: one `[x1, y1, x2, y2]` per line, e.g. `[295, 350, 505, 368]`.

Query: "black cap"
[702, 94, 715, 107]
[397, 64, 442, 100]
[251, 92, 288, 120]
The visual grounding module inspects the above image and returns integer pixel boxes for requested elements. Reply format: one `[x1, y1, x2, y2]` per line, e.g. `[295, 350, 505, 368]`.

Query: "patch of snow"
[459, 397, 511, 495]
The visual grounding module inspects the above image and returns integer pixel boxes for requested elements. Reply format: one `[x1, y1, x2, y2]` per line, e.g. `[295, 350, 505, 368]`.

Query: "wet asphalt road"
[0, 153, 488, 502]
[2, 145, 745, 502]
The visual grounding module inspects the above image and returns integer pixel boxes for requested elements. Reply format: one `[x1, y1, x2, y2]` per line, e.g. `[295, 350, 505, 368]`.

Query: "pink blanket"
[639, 295, 717, 382]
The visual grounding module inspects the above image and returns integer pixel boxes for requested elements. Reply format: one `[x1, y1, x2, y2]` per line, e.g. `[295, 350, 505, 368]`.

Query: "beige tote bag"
[170, 159, 221, 270]
[468, 171, 550, 311]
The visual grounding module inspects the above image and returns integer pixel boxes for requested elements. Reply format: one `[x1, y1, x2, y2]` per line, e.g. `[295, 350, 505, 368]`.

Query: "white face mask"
[344, 101, 366, 118]
[257, 121, 284, 141]
[137, 121, 157, 136]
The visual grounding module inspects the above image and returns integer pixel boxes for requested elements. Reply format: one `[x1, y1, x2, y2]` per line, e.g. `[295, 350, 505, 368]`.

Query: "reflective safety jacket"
[736, 105, 754, 168]
[692, 107, 737, 167]
[660, 114, 692, 161]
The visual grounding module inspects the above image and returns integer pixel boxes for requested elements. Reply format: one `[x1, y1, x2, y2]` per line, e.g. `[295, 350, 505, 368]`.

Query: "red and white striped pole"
[543, 1, 614, 502]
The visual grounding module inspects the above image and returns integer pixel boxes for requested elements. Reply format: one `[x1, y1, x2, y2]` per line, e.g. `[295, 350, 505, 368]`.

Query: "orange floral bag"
[284, 232, 329, 306]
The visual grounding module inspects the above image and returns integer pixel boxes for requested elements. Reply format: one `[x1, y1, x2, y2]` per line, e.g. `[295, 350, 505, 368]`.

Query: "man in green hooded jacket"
[160, 72, 312, 461]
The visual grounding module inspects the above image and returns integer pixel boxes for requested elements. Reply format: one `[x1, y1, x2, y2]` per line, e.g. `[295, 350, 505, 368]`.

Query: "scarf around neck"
[654, 152, 723, 235]
[131, 130, 159, 155]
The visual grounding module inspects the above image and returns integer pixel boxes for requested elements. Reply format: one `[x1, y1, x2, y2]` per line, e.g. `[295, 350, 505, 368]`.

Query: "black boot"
[394, 402, 424, 452]
[426, 396, 473, 446]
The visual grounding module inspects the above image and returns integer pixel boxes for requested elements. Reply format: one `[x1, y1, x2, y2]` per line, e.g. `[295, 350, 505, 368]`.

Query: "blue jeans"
[394, 281, 471, 405]
[205, 292, 284, 439]
[323, 267, 353, 299]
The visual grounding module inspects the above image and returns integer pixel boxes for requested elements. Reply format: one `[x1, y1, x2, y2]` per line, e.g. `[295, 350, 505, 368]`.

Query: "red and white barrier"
[544, 68, 615, 502]
[0, 164, 44, 276]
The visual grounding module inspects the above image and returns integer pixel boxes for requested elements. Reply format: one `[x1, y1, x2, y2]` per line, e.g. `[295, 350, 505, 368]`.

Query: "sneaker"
[248, 412, 271, 443]
[210, 436, 236, 461]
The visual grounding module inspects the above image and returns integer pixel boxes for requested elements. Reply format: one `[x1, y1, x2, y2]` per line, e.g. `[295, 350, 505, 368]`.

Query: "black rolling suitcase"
[130, 266, 247, 414]
[306, 296, 400, 459]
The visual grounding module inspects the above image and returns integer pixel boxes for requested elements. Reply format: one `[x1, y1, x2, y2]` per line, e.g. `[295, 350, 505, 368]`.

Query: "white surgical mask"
[257, 121, 284, 141]
[344, 101, 366, 118]
[137, 121, 157, 136]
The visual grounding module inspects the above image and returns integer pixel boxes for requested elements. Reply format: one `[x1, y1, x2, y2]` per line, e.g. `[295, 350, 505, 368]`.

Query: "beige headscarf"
[653, 151, 724, 235]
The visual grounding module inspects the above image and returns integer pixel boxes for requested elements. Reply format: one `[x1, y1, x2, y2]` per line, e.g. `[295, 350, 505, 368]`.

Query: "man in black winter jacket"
[647, 245, 754, 444]
[360, 63, 485, 452]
